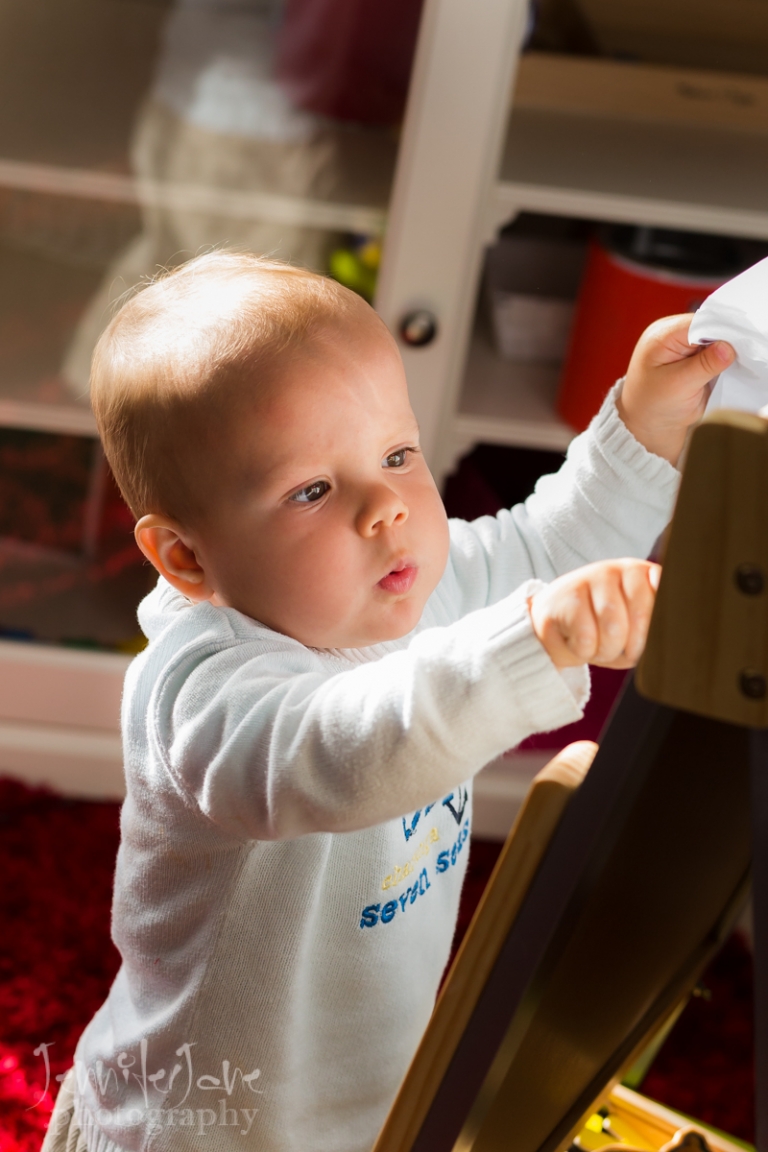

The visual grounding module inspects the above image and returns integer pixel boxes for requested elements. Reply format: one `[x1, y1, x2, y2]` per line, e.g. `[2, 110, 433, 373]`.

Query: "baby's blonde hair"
[91, 250, 363, 522]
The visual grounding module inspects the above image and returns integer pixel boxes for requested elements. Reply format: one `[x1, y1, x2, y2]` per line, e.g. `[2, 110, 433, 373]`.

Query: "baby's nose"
[356, 485, 409, 536]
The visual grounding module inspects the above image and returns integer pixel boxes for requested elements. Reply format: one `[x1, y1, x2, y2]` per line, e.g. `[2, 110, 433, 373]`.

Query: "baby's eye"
[383, 448, 413, 469]
[289, 480, 330, 504]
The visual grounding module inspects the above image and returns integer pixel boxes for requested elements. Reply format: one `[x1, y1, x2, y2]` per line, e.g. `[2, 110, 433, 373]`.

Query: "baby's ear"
[134, 515, 214, 602]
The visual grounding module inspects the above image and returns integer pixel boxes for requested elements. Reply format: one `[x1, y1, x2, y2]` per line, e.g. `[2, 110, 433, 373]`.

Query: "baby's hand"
[529, 559, 660, 669]
[617, 313, 735, 466]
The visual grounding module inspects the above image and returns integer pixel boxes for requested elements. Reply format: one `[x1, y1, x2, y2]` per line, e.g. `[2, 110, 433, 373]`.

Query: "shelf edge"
[0, 399, 98, 436]
[0, 637, 131, 672]
[0, 158, 388, 235]
[492, 179, 768, 240]
[453, 411, 574, 454]
[0, 720, 124, 800]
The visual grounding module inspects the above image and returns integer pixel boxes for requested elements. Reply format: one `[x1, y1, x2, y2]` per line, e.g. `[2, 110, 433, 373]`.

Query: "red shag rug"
[0, 776, 756, 1151]
[0, 778, 120, 1152]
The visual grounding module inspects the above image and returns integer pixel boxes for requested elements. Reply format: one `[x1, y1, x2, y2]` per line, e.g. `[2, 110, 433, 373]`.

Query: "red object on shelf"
[276, 0, 425, 126]
[557, 238, 726, 432]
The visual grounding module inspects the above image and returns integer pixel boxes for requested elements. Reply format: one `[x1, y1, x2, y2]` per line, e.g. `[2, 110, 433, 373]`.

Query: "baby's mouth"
[378, 560, 418, 595]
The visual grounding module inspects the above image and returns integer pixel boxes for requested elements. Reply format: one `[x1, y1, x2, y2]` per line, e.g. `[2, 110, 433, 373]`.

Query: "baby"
[43, 252, 733, 1152]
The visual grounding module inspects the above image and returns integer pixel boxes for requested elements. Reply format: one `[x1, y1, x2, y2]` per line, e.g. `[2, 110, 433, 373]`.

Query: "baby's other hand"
[529, 559, 661, 670]
[617, 314, 735, 466]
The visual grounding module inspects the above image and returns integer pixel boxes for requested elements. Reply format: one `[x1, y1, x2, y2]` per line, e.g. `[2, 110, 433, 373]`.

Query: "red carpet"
[0, 776, 756, 1150]
[0, 778, 120, 1152]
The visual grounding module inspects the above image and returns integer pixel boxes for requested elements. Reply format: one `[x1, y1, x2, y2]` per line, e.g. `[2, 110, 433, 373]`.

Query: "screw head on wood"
[735, 564, 765, 595]
[740, 670, 767, 699]
[399, 310, 438, 347]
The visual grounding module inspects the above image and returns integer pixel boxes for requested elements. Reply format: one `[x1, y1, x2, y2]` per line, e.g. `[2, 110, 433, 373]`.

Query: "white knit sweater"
[72, 392, 678, 1152]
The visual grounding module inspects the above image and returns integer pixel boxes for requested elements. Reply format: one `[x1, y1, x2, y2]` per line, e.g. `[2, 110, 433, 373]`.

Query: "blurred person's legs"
[62, 98, 340, 396]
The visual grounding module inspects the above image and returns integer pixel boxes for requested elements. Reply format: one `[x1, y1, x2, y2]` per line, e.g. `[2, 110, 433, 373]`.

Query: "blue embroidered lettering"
[443, 787, 469, 825]
[402, 810, 422, 842]
[381, 900, 397, 924]
[435, 821, 471, 872]
[359, 904, 380, 928]
[359, 866, 439, 929]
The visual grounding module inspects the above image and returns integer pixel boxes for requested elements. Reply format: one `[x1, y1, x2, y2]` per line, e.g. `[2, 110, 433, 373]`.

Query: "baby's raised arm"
[450, 315, 730, 615]
[136, 586, 575, 840]
[138, 555, 656, 843]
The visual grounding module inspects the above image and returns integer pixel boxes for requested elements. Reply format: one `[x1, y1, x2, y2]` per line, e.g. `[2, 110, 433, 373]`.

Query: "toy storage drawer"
[0, 427, 152, 654]
[0, 428, 148, 797]
[571, 1085, 748, 1152]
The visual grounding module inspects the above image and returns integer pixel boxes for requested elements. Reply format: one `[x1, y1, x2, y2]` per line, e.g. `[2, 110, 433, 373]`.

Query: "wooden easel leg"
[751, 728, 768, 1152]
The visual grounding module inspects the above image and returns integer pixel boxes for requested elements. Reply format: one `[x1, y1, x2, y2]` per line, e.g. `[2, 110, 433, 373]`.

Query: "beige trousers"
[61, 97, 390, 393]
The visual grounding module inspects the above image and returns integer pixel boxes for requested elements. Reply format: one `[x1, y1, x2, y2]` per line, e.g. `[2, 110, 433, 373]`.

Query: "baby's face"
[194, 318, 451, 649]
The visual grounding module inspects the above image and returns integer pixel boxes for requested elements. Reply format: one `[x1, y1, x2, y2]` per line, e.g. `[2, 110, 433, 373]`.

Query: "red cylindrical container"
[557, 234, 732, 432]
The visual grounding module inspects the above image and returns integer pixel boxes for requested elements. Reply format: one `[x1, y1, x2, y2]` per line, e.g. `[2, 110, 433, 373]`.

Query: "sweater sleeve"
[446, 383, 681, 615]
[149, 582, 585, 840]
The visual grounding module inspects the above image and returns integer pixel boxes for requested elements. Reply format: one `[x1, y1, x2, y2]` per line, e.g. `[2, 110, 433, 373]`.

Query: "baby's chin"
[298, 599, 429, 651]
[215, 593, 425, 649]
[305, 618, 419, 652]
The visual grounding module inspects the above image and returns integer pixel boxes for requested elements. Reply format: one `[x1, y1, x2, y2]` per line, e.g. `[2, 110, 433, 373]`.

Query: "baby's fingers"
[588, 568, 631, 666]
[619, 561, 659, 664]
[560, 583, 600, 663]
[529, 560, 660, 669]
[530, 582, 597, 667]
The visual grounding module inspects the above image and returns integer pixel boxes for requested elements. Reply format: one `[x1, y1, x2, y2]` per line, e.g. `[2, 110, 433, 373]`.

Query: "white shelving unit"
[0, 639, 127, 798]
[437, 104, 768, 477]
[0, 152, 391, 242]
[0, 131, 395, 799]
[0, 0, 401, 803]
[452, 327, 573, 461]
[494, 111, 768, 241]
[376, 4, 768, 483]
[0, 392, 96, 438]
[438, 103, 768, 480]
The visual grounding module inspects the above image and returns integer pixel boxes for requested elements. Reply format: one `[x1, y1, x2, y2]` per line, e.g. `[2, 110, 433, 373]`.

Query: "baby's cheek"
[425, 501, 451, 587]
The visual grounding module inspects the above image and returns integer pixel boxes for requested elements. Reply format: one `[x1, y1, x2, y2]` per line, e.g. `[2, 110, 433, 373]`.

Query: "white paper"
[688, 255, 768, 414]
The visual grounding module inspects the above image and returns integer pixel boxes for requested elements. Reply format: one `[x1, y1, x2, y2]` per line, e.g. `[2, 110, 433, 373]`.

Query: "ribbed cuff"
[591, 380, 681, 488]
[473, 581, 589, 736]
[560, 664, 591, 710]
